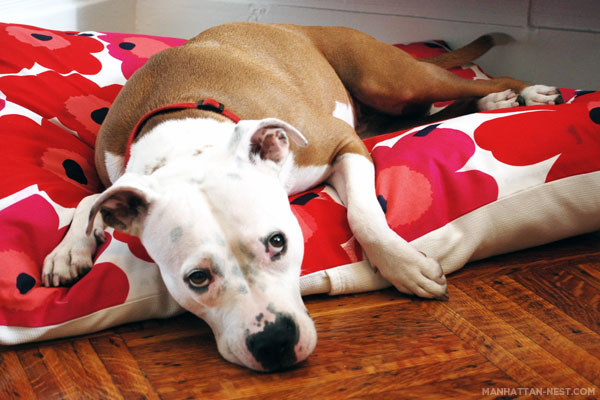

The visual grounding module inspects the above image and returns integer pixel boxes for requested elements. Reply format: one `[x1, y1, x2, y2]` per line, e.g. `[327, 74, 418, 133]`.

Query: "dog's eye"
[268, 233, 286, 251]
[187, 269, 212, 290]
[263, 232, 287, 261]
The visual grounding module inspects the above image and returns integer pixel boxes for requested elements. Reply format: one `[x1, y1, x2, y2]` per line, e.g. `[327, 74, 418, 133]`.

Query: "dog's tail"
[419, 33, 513, 69]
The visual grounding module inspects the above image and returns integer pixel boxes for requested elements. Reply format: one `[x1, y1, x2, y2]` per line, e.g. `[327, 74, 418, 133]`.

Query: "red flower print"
[291, 188, 363, 275]
[571, 90, 600, 104]
[474, 101, 600, 182]
[0, 71, 122, 148]
[99, 32, 186, 79]
[371, 126, 498, 241]
[0, 23, 103, 74]
[0, 194, 129, 327]
[0, 115, 102, 208]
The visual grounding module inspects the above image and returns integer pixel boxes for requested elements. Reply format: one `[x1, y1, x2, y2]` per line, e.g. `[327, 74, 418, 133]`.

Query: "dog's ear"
[231, 118, 308, 167]
[87, 174, 157, 237]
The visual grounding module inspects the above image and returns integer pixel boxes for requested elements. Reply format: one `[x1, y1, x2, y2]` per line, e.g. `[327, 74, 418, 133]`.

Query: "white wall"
[0, 0, 136, 33]
[1, 0, 598, 89]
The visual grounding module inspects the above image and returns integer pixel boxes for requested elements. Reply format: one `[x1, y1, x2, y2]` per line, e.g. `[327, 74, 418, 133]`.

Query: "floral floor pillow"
[1, 23, 599, 344]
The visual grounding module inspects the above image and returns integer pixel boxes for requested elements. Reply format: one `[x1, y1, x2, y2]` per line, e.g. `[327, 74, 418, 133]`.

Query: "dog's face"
[90, 119, 317, 371]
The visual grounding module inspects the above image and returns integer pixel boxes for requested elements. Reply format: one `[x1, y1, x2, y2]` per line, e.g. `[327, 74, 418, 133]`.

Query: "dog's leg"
[352, 54, 562, 113]
[42, 194, 105, 286]
[327, 147, 448, 299]
[304, 26, 561, 115]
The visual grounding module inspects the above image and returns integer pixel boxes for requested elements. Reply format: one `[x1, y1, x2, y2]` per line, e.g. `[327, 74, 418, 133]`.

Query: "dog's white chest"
[279, 155, 330, 195]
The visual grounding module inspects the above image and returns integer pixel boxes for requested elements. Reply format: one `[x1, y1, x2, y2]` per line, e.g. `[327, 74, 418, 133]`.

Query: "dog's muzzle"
[246, 312, 300, 371]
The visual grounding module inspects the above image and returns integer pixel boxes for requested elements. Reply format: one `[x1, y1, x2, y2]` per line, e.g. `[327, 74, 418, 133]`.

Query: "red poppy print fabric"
[371, 125, 499, 242]
[0, 25, 103, 75]
[0, 195, 128, 327]
[1, 22, 598, 343]
[0, 23, 186, 338]
[367, 100, 600, 243]
[100, 32, 186, 79]
[474, 94, 600, 182]
[0, 72, 122, 148]
[0, 115, 101, 208]
[290, 187, 363, 275]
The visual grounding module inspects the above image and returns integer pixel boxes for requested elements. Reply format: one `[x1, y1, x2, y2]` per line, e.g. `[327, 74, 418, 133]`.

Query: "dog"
[42, 23, 562, 371]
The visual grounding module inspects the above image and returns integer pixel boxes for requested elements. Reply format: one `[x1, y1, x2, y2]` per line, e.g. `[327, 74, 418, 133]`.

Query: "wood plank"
[378, 372, 534, 400]
[450, 232, 600, 282]
[244, 356, 499, 399]
[71, 340, 124, 399]
[247, 371, 528, 400]
[128, 299, 494, 399]
[120, 313, 209, 348]
[37, 345, 81, 400]
[163, 355, 498, 400]
[0, 351, 36, 399]
[456, 278, 600, 386]
[441, 284, 596, 390]
[490, 275, 600, 358]
[306, 290, 412, 317]
[3, 339, 125, 400]
[17, 347, 63, 399]
[422, 286, 568, 398]
[512, 259, 600, 333]
[91, 335, 160, 400]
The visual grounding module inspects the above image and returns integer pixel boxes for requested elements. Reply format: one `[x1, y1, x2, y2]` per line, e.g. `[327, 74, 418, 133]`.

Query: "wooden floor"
[2, 232, 599, 399]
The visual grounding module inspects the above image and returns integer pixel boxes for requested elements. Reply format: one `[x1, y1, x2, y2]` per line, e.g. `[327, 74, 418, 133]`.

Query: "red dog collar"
[124, 99, 241, 167]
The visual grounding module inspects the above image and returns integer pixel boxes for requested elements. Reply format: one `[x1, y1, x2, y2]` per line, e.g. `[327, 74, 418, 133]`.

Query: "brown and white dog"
[42, 23, 561, 371]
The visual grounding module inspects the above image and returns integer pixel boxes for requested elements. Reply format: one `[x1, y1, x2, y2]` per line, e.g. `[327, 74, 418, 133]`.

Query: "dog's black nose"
[246, 313, 299, 371]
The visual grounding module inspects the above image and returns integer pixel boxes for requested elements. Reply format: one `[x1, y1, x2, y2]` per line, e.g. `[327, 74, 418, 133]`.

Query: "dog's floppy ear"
[231, 118, 308, 167]
[87, 174, 157, 237]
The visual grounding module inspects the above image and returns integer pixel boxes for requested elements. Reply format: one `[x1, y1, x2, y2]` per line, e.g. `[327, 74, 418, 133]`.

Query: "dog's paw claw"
[554, 93, 565, 105]
[42, 239, 96, 287]
[436, 292, 450, 301]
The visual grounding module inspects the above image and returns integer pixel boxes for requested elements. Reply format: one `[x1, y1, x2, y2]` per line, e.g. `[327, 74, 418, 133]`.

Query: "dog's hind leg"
[42, 194, 106, 286]
[302, 26, 561, 115]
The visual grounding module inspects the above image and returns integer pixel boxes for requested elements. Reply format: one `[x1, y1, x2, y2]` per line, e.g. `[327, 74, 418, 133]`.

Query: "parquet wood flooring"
[2, 232, 599, 399]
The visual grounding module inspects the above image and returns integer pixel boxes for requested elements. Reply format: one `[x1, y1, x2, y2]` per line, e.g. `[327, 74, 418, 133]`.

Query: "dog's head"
[89, 118, 316, 371]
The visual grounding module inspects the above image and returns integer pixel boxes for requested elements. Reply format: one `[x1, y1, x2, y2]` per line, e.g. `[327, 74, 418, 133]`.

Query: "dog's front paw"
[367, 241, 448, 300]
[477, 89, 520, 111]
[519, 85, 564, 106]
[42, 228, 105, 287]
